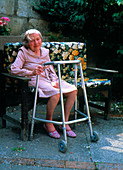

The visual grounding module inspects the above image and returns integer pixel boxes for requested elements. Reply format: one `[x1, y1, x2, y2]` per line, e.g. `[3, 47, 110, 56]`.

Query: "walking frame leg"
[75, 63, 78, 120]
[79, 63, 93, 137]
[30, 75, 39, 140]
[57, 64, 67, 143]
[72, 63, 78, 129]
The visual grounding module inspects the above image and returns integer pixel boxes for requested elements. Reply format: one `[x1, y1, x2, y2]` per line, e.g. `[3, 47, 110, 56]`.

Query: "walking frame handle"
[42, 60, 81, 66]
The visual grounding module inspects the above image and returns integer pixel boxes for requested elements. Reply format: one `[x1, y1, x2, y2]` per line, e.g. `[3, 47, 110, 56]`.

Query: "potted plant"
[0, 17, 11, 36]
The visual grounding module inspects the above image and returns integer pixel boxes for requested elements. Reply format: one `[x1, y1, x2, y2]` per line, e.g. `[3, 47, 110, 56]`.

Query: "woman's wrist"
[28, 71, 34, 76]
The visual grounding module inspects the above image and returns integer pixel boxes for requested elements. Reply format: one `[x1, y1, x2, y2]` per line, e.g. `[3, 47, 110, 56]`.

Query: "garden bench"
[0, 42, 118, 141]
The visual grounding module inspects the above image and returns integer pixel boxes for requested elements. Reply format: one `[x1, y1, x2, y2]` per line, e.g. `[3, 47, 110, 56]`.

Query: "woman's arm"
[11, 50, 43, 77]
[11, 50, 33, 76]
[49, 65, 58, 81]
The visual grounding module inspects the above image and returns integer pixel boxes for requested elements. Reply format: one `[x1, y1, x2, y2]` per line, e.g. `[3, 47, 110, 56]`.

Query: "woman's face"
[28, 33, 42, 52]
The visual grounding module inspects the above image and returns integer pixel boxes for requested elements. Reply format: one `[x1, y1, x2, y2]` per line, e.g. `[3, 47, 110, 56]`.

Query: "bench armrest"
[87, 67, 118, 74]
[1, 72, 31, 81]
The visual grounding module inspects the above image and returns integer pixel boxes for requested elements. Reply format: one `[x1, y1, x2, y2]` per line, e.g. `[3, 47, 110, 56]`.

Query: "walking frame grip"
[30, 60, 99, 152]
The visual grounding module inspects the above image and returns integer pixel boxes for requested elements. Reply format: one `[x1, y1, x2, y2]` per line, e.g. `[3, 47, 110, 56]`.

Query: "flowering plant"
[0, 17, 11, 35]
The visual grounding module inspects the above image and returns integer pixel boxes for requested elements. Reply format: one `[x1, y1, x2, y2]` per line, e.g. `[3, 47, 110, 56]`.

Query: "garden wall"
[0, 0, 49, 36]
[0, 0, 96, 66]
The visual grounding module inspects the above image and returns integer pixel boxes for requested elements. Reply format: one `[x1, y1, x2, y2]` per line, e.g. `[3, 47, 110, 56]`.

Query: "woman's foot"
[58, 125, 76, 138]
[43, 123, 60, 139]
[66, 130, 76, 138]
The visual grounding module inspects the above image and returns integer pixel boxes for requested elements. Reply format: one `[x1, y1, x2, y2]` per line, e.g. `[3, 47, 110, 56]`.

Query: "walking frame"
[30, 60, 99, 153]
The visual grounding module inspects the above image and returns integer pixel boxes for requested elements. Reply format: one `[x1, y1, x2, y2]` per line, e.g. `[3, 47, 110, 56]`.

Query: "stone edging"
[0, 157, 123, 169]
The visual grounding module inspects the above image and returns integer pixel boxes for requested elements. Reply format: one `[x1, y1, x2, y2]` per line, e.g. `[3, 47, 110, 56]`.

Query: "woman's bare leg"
[45, 90, 77, 132]
[64, 90, 77, 130]
[45, 93, 60, 132]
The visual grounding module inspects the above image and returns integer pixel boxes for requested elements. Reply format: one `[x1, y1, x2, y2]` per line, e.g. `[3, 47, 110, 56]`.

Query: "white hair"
[24, 29, 42, 39]
[23, 29, 42, 48]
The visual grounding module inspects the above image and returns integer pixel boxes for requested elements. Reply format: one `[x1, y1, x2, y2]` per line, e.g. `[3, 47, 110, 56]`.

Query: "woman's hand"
[51, 81, 59, 88]
[32, 65, 44, 75]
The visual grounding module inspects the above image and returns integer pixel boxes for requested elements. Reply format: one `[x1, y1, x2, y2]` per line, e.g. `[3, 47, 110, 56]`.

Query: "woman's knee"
[71, 90, 77, 97]
[64, 90, 77, 98]
[74, 89, 78, 96]
[51, 93, 60, 102]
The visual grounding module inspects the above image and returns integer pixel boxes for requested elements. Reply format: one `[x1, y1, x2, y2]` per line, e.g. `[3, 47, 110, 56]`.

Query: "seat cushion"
[65, 78, 111, 88]
[84, 78, 111, 88]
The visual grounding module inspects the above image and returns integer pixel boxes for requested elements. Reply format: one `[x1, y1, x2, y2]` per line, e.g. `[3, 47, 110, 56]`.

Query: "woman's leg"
[64, 90, 77, 130]
[45, 93, 60, 132]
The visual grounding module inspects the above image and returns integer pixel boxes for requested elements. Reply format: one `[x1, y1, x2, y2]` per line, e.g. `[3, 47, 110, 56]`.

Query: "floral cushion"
[79, 79, 111, 88]
[3, 42, 111, 88]
[42, 42, 87, 81]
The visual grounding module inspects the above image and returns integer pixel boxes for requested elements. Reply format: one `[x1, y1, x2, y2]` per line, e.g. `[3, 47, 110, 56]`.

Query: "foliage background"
[33, 0, 123, 99]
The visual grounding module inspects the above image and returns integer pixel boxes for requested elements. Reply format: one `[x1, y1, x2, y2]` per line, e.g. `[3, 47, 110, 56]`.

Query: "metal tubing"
[30, 60, 94, 142]
[42, 60, 80, 66]
[57, 64, 67, 143]
[30, 75, 39, 139]
[79, 63, 93, 136]
[74, 63, 78, 120]
[33, 117, 88, 125]
[75, 109, 88, 118]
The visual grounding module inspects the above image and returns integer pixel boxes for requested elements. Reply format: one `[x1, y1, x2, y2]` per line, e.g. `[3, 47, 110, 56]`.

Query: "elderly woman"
[11, 29, 77, 139]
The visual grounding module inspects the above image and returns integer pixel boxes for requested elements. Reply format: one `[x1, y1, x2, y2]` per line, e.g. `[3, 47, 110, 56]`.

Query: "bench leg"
[78, 87, 85, 114]
[0, 94, 6, 128]
[0, 75, 6, 128]
[79, 94, 84, 113]
[104, 87, 111, 120]
[21, 87, 29, 141]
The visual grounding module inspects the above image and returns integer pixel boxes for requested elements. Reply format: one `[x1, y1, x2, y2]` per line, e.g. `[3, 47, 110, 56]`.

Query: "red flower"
[1, 17, 10, 22]
[0, 17, 11, 35]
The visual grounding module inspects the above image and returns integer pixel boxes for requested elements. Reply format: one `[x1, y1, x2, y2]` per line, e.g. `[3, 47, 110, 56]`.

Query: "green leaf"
[11, 147, 25, 152]
[117, 50, 123, 55]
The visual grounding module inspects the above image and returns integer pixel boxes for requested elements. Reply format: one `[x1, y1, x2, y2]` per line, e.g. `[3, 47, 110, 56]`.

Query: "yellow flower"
[12, 51, 17, 56]
[62, 75, 66, 79]
[62, 52, 70, 60]
[72, 44, 78, 49]
[63, 69, 66, 73]
[65, 66, 69, 70]
[9, 57, 14, 62]
[54, 49, 61, 54]
[61, 44, 65, 50]
[50, 53, 55, 60]
[77, 57, 84, 64]
[77, 57, 86, 70]
[84, 78, 89, 81]
[69, 55, 74, 60]
[78, 43, 84, 49]
[71, 68, 78, 71]
[3, 63, 6, 68]
[82, 62, 86, 70]
[72, 50, 79, 56]
[69, 49, 73, 53]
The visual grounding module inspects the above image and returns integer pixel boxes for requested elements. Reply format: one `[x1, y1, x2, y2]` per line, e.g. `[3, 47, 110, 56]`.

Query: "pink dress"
[11, 46, 77, 98]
